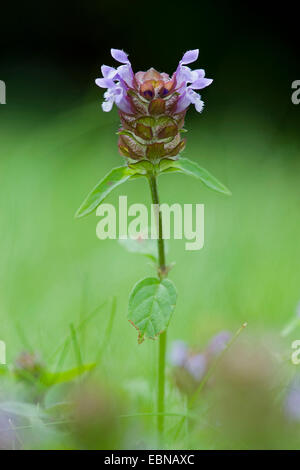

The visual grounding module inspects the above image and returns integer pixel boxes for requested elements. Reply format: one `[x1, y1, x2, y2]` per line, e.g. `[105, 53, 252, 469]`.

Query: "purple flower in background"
[95, 48, 212, 163]
[169, 341, 188, 367]
[284, 381, 300, 421]
[207, 331, 232, 356]
[0, 411, 21, 450]
[169, 340, 208, 395]
[170, 330, 232, 394]
[185, 353, 207, 381]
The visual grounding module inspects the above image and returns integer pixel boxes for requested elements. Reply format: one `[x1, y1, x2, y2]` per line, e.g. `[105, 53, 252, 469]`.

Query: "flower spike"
[95, 48, 213, 161]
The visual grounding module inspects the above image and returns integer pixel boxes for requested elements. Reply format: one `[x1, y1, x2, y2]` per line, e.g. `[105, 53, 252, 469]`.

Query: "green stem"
[148, 173, 166, 274]
[148, 173, 167, 447]
[157, 330, 167, 444]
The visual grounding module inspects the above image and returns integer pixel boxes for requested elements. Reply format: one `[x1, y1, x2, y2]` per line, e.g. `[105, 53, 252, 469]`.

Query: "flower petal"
[190, 78, 213, 90]
[111, 48, 129, 64]
[194, 98, 204, 112]
[114, 88, 133, 113]
[175, 91, 191, 113]
[176, 88, 205, 113]
[95, 78, 115, 88]
[175, 65, 193, 87]
[116, 97, 132, 114]
[116, 64, 134, 87]
[101, 65, 117, 79]
[187, 88, 204, 110]
[191, 69, 205, 81]
[180, 49, 199, 65]
[102, 99, 114, 112]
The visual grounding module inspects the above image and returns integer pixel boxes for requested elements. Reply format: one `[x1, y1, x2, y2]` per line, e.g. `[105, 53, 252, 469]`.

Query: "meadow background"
[0, 0, 300, 449]
[1, 97, 300, 358]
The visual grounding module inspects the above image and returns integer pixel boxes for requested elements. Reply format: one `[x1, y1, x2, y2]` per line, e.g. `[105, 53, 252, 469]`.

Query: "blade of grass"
[15, 322, 33, 352]
[96, 297, 117, 362]
[48, 300, 106, 363]
[52, 336, 71, 383]
[86, 298, 117, 380]
[78, 275, 90, 356]
[69, 323, 83, 373]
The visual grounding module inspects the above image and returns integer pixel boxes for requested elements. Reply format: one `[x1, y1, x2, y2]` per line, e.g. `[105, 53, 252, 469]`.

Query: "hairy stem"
[148, 173, 167, 447]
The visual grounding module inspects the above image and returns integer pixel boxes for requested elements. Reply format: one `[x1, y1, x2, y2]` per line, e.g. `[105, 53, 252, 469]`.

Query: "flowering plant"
[76, 48, 230, 445]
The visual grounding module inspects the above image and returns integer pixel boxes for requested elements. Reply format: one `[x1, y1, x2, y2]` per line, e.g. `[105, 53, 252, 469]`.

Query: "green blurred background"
[0, 0, 300, 446]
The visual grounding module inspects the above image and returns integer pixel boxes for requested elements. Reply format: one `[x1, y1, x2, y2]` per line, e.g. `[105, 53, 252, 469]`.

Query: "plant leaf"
[119, 236, 158, 262]
[75, 166, 135, 218]
[128, 277, 177, 343]
[40, 363, 96, 386]
[168, 157, 231, 195]
[119, 234, 169, 262]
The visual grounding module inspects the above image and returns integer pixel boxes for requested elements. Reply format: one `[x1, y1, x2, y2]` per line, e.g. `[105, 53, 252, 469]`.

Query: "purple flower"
[95, 48, 212, 163]
[284, 381, 300, 421]
[207, 331, 232, 356]
[174, 50, 213, 113]
[95, 50, 134, 113]
[176, 88, 205, 113]
[170, 341, 207, 381]
[169, 340, 188, 367]
[185, 353, 207, 381]
[96, 48, 212, 115]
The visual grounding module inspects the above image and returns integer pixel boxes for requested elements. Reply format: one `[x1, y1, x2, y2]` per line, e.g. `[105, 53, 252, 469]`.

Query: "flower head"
[96, 49, 213, 163]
